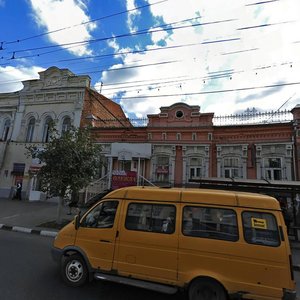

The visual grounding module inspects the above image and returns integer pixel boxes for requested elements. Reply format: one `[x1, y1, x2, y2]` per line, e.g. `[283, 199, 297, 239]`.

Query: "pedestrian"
[16, 182, 22, 201]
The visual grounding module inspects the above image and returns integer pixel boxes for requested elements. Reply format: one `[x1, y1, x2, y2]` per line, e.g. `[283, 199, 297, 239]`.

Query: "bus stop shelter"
[188, 177, 300, 239]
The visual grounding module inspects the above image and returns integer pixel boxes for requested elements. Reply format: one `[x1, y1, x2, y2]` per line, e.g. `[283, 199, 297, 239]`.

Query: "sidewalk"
[0, 198, 76, 237]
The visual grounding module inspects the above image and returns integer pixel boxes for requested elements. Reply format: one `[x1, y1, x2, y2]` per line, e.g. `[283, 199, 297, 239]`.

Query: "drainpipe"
[107, 156, 113, 189]
[137, 156, 141, 186]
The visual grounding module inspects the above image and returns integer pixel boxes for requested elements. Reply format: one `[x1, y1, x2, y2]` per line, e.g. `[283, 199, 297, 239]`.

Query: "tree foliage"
[27, 126, 103, 199]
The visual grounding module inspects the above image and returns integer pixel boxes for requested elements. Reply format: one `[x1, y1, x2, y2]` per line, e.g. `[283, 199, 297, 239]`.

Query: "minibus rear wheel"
[61, 254, 88, 287]
[188, 278, 227, 300]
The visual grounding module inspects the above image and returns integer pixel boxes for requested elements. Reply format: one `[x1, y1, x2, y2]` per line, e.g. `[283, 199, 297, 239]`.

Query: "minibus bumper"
[282, 289, 297, 300]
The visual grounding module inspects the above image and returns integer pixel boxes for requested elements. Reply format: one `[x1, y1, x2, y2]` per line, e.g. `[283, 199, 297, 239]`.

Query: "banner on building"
[111, 170, 137, 190]
[156, 166, 169, 174]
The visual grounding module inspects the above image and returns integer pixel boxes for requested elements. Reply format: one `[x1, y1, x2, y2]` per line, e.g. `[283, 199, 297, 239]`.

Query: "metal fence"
[213, 109, 293, 126]
[90, 109, 293, 128]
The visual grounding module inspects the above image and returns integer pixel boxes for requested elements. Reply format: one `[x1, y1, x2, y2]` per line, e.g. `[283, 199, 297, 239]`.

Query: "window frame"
[242, 210, 281, 247]
[42, 117, 52, 143]
[263, 157, 283, 180]
[182, 205, 239, 242]
[26, 117, 35, 142]
[223, 157, 240, 179]
[188, 157, 203, 180]
[155, 156, 170, 183]
[81, 200, 119, 229]
[2, 119, 10, 141]
[61, 117, 71, 135]
[125, 202, 176, 234]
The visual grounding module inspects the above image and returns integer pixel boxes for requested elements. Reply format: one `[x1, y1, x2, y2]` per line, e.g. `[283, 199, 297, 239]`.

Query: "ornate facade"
[90, 102, 300, 189]
[0, 66, 127, 199]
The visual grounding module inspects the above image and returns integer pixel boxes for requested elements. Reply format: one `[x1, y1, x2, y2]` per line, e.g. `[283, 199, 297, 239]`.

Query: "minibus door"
[116, 201, 178, 283]
[75, 200, 120, 271]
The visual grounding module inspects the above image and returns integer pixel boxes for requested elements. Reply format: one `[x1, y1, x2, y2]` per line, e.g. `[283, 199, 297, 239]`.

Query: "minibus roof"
[103, 186, 281, 210]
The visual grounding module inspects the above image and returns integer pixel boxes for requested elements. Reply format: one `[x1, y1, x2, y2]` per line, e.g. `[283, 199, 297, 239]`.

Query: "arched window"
[61, 117, 71, 135]
[2, 119, 10, 141]
[42, 117, 52, 143]
[26, 118, 35, 142]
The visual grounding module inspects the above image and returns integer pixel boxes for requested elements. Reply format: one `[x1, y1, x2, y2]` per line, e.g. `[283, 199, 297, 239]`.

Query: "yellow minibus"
[52, 186, 296, 300]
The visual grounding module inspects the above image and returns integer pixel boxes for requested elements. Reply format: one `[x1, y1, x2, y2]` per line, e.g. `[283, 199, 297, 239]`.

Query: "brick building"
[90, 102, 300, 189]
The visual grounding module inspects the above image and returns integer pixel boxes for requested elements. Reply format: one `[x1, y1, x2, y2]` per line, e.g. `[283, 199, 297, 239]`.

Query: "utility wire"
[1, 40, 209, 64]
[110, 81, 300, 99]
[0, 57, 297, 90]
[1, 17, 227, 61]
[8, 18, 237, 56]
[246, 0, 280, 6]
[2, 0, 168, 45]
[237, 20, 293, 31]
[3, 18, 294, 62]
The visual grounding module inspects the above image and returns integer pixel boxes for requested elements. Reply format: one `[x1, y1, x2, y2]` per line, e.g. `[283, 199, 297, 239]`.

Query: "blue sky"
[1, 0, 300, 118]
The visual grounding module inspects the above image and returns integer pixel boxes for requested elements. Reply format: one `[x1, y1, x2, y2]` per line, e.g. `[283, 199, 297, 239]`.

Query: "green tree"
[27, 126, 103, 224]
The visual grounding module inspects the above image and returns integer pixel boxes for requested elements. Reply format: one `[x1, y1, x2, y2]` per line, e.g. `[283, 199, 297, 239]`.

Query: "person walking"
[16, 182, 22, 201]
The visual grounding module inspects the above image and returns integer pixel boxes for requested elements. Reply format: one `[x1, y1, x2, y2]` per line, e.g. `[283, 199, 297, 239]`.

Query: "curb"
[0, 223, 58, 237]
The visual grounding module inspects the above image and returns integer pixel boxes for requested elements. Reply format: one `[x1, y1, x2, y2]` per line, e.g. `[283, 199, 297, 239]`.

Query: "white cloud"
[0, 0, 5, 7]
[150, 27, 169, 45]
[98, 0, 300, 117]
[126, 0, 141, 32]
[29, 0, 96, 56]
[0, 65, 44, 93]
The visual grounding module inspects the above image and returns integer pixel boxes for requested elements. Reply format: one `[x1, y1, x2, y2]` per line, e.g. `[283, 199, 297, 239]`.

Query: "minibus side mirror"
[74, 211, 81, 230]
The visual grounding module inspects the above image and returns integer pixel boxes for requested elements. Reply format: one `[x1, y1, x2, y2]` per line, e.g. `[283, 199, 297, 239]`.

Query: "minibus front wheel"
[188, 277, 227, 300]
[61, 254, 88, 287]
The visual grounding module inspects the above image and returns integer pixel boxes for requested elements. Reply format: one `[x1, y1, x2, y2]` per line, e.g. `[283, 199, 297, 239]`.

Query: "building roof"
[81, 87, 132, 128]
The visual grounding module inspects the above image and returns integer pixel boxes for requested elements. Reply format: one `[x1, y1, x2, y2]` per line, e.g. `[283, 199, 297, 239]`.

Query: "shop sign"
[29, 165, 42, 174]
[156, 166, 169, 174]
[111, 170, 137, 190]
[251, 217, 267, 229]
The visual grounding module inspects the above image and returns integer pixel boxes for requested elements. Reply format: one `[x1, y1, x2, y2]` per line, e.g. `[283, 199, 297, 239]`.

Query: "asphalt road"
[0, 230, 184, 300]
[1, 230, 300, 300]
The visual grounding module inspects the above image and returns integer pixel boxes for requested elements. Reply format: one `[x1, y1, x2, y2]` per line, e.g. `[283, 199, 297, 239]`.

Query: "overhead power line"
[237, 20, 293, 31]
[0, 56, 297, 90]
[8, 18, 237, 57]
[0, 40, 212, 65]
[2, 0, 168, 45]
[111, 81, 300, 100]
[245, 0, 280, 6]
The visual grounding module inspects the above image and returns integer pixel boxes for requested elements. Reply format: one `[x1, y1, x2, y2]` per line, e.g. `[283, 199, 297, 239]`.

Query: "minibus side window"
[242, 211, 280, 247]
[182, 206, 238, 242]
[125, 203, 176, 234]
[81, 201, 119, 228]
